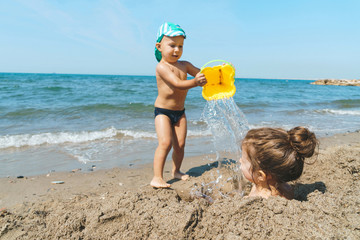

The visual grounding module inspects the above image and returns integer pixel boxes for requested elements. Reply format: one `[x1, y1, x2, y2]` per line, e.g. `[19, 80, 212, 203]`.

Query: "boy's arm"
[184, 61, 200, 77]
[156, 63, 206, 90]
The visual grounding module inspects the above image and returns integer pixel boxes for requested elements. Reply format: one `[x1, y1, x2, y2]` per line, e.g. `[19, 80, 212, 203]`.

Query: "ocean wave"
[188, 119, 207, 126]
[316, 109, 360, 116]
[0, 127, 119, 149]
[187, 129, 212, 137]
[331, 99, 360, 108]
[40, 86, 72, 92]
[64, 103, 154, 113]
[2, 108, 50, 118]
[282, 108, 360, 116]
[118, 130, 156, 139]
[118, 128, 212, 139]
[0, 126, 215, 149]
[1, 103, 154, 119]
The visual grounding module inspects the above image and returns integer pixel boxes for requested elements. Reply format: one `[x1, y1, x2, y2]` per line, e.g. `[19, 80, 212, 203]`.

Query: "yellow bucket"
[200, 60, 236, 101]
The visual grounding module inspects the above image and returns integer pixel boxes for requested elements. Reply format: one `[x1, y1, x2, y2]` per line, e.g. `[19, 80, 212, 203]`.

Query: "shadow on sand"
[167, 158, 238, 185]
[167, 161, 219, 185]
[294, 181, 327, 201]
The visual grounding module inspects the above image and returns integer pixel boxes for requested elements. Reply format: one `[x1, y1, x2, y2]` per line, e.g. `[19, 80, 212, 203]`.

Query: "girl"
[240, 126, 318, 199]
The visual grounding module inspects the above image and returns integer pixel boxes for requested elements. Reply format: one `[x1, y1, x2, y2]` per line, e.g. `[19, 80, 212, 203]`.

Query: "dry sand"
[0, 131, 359, 239]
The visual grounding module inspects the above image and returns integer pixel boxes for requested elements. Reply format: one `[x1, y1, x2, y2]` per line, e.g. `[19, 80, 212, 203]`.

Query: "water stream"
[191, 98, 249, 202]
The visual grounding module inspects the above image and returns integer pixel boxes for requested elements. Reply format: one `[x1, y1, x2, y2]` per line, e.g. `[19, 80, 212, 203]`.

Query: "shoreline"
[1, 130, 359, 239]
[1, 130, 359, 208]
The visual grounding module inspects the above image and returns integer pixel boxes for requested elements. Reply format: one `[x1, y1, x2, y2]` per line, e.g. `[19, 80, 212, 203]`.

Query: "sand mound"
[1, 144, 359, 239]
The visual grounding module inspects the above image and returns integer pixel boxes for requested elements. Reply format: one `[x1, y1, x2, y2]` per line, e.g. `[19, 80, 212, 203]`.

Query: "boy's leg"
[151, 115, 173, 188]
[171, 114, 189, 180]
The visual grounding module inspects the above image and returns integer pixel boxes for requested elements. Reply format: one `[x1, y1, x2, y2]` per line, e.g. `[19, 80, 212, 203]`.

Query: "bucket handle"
[200, 59, 235, 72]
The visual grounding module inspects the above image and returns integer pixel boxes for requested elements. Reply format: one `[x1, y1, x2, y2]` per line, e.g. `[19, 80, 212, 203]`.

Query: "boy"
[151, 22, 207, 188]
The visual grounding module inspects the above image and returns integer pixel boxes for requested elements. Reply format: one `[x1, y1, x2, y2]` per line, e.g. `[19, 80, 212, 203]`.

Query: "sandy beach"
[1, 131, 359, 239]
[2, 1, 360, 239]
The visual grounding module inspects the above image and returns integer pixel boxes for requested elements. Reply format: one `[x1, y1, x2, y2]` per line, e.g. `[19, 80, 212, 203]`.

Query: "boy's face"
[156, 35, 184, 63]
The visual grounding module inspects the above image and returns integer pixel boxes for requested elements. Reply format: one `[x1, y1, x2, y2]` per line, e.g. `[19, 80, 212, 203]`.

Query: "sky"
[0, 0, 359, 79]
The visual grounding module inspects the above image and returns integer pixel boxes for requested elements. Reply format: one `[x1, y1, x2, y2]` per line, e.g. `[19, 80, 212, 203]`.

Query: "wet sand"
[0, 131, 359, 239]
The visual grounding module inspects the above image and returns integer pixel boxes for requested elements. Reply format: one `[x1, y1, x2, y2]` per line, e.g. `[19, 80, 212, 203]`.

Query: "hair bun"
[288, 127, 317, 158]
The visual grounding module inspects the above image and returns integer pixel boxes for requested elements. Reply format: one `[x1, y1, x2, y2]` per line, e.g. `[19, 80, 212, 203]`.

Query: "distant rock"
[311, 79, 360, 86]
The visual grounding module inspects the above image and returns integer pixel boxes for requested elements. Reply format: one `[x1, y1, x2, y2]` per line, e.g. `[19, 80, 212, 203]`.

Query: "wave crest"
[0, 127, 119, 149]
[317, 109, 360, 116]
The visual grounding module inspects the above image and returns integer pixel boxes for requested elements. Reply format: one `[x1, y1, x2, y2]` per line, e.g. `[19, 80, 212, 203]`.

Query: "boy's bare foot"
[172, 171, 189, 181]
[150, 177, 171, 188]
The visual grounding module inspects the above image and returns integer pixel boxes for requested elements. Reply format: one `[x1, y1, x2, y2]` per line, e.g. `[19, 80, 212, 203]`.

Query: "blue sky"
[1, 0, 359, 79]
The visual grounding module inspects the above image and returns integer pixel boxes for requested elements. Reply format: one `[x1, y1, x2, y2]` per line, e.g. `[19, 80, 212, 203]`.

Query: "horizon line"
[0, 71, 335, 81]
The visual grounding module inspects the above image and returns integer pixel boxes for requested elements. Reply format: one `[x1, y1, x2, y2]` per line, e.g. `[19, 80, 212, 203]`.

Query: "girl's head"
[240, 127, 318, 184]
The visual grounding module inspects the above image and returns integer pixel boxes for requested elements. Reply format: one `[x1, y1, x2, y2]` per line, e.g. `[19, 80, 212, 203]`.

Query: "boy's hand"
[195, 73, 207, 86]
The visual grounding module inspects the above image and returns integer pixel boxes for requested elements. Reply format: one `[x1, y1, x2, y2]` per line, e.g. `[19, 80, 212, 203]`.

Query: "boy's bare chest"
[167, 64, 187, 80]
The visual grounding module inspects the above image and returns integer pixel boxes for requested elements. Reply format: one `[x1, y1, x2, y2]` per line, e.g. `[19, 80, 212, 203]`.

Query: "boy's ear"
[155, 42, 161, 51]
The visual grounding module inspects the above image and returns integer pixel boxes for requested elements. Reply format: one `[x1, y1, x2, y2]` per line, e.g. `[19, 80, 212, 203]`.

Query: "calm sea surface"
[1, 73, 359, 177]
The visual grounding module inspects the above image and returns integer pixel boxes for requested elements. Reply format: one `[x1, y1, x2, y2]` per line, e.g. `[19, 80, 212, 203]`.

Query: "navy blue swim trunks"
[154, 107, 185, 125]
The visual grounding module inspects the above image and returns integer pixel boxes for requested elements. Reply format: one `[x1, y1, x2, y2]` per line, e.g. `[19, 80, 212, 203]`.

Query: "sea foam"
[0, 127, 118, 149]
[0, 126, 213, 149]
[318, 109, 360, 116]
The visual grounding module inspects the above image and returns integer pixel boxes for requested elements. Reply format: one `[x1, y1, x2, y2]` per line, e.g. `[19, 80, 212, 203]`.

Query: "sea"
[1, 73, 360, 177]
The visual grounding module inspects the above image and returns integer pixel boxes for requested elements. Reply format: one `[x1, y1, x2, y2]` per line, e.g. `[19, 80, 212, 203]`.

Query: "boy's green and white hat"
[155, 22, 186, 62]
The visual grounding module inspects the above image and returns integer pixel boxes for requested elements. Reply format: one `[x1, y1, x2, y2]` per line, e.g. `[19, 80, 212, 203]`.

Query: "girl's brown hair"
[242, 126, 318, 183]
